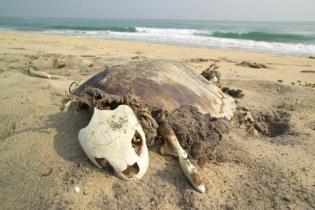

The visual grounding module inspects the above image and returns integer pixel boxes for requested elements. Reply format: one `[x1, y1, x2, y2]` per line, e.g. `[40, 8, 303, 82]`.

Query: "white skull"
[78, 105, 149, 180]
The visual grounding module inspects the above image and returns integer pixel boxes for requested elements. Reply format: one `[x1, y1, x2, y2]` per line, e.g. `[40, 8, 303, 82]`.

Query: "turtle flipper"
[157, 113, 206, 193]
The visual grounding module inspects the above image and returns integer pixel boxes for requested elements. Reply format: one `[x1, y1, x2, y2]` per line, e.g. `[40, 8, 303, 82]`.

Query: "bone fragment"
[28, 67, 65, 80]
[171, 135, 206, 193]
[63, 99, 75, 112]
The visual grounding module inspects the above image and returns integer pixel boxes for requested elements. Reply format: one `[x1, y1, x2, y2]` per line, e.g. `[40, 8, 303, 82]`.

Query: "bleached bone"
[159, 120, 206, 193]
[78, 105, 149, 180]
[63, 99, 75, 112]
[28, 67, 65, 80]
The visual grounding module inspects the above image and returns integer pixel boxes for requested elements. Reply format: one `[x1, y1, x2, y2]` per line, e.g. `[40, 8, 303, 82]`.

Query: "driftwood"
[28, 68, 65, 80]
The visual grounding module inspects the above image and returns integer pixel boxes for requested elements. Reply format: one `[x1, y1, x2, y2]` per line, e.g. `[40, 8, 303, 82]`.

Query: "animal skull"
[78, 105, 149, 180]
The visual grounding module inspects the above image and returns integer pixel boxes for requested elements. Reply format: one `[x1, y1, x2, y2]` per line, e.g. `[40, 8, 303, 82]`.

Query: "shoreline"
[0, 31, 312, 59]
[1, 30, 315, 57]
[65, 35, 315, 58]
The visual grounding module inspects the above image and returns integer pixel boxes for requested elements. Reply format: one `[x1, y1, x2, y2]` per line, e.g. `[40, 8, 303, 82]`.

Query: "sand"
[0, 32, 314, 209]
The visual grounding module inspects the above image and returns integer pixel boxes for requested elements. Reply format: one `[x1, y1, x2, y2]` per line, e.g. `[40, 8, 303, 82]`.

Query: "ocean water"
[1, 17, 315, 55]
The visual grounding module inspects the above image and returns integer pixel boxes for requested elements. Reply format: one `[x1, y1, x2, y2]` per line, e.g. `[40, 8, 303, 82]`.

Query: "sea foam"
[15, 26, 315, 55]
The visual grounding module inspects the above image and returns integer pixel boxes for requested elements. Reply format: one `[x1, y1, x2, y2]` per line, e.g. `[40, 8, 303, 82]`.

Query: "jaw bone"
[78, 105, 149, 180]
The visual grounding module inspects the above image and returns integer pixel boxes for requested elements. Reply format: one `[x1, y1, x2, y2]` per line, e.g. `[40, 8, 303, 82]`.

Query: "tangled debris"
[70, 85, 230, 162]
[200, 66, 244, 98]
[222, 87, 244, 99]
[296, 80, 315, 88]
[166, 105, 229, 163]
[234, 106, 292, 137]
[234, 107, 257, 135]
[200, 64, 222, 88]
[300, 70, 315, 74]
[237, 61, 267, 69]
[253, 110, 291, 137]
[70, 87, 158, 146]
[188, 58, 219, 63]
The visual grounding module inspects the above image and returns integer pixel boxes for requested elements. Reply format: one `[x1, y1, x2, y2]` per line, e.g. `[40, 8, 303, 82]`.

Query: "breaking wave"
[208, 31, 315, 44]
[48, 25, 137, 32]
[39, 27, 315, 55]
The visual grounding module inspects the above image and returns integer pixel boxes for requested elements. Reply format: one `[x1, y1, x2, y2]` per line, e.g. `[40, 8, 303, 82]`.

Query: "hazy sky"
[0, 0, 314, 21]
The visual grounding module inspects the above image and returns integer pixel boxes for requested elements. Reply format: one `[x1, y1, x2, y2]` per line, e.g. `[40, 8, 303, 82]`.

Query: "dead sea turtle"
[67, 59, 236, 193]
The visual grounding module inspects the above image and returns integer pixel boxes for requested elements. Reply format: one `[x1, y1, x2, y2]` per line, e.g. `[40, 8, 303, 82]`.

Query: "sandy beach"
[0, 32, 314, 209]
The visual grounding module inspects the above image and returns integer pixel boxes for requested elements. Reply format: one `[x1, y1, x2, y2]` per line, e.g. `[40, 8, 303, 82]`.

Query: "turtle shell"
[73, 59, 235, 120]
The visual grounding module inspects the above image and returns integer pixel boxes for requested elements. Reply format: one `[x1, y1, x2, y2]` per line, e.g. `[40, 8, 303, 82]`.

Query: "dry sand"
[0, 32, 314, 209]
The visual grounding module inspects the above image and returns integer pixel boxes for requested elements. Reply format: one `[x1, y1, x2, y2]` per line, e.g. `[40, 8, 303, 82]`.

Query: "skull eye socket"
[132, 130, 143, 156]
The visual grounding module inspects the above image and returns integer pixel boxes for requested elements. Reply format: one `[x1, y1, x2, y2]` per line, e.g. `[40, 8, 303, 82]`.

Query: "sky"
[0, 0, 314, 21]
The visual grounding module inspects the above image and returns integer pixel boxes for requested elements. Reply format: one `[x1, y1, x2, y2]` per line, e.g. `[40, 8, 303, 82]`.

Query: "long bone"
[157, 112, 206, 193]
